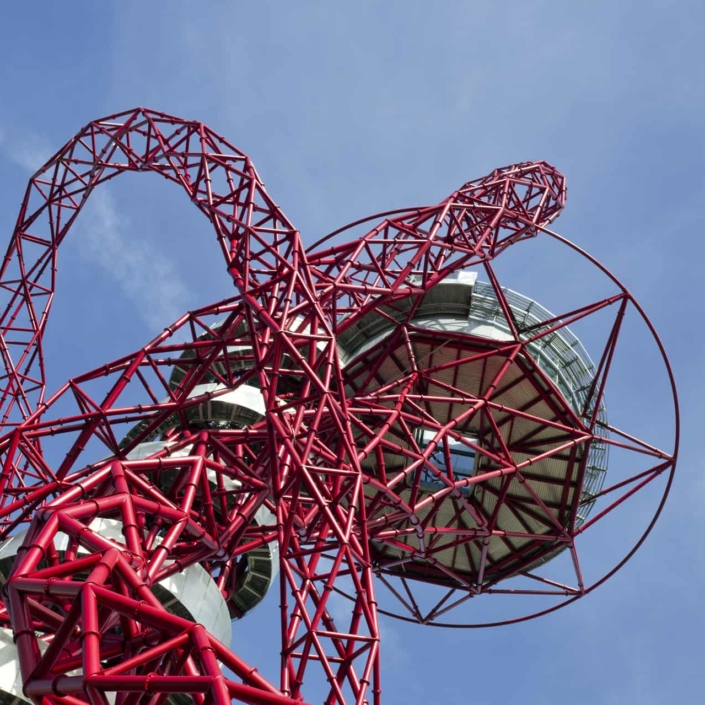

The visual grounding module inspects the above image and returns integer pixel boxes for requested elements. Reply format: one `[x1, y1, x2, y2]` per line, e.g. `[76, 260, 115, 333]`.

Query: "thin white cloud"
[0, 123, 53, 173]
[75, 189, 192, 331]
[0, 122, 192, 331]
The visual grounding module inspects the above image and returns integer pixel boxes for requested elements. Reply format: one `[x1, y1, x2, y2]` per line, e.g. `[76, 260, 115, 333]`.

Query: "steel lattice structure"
[0, 109, 678, 705]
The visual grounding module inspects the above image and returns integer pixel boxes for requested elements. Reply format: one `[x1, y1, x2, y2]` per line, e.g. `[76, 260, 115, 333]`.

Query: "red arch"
[0, 107, 305, 424]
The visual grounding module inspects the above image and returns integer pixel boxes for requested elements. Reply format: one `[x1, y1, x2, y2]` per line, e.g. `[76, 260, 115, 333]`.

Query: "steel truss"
[0, 109, 678, 705]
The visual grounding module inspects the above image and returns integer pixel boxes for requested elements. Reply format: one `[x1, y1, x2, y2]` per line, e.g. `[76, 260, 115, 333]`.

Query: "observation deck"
[338, 272, 608, 588]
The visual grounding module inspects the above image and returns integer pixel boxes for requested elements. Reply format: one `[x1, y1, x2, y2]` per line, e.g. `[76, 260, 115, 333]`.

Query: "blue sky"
[0, 1, 702, 703]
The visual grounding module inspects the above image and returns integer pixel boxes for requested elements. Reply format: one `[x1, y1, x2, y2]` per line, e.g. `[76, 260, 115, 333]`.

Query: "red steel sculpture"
[0, 109, 678, 705]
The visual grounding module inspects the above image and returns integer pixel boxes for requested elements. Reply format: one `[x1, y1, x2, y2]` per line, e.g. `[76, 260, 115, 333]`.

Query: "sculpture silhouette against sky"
[0, 109, 678, 705]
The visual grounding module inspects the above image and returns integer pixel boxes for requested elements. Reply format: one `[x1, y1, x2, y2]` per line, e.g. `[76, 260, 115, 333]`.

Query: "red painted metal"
[0, 109, 678, 704]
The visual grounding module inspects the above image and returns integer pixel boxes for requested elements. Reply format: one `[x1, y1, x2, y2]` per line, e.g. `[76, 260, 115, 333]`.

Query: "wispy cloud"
[75, 189, 192, 330]
[0, 123, 53, 172]
[0, 122, 192, 331]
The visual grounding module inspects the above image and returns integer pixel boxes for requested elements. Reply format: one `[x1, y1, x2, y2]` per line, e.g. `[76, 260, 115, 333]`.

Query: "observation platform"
[338, 272, 608, 588]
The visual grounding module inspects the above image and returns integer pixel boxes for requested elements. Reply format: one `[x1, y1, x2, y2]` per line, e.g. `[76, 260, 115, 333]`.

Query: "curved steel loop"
[0, 107, 310, 424]
[308, 161, 566, 331]
[0, 109, 381, 705]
